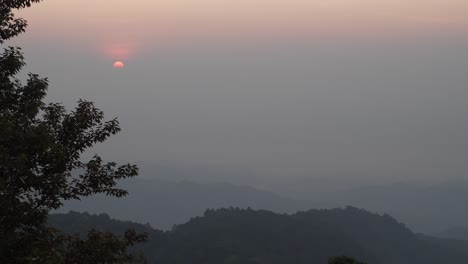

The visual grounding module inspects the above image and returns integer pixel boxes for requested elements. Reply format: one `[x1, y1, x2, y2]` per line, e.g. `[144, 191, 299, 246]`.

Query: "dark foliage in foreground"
[1, 1, 146, 262]
[329, 256, 367, 264]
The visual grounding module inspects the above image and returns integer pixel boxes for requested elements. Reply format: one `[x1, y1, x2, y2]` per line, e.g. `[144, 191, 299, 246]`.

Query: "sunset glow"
[105, 43, 134, 61]
[16, 0, 468, 57]
[6, 0, 468, 240]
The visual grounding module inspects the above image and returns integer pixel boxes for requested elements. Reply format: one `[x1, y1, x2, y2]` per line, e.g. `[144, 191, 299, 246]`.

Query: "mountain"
[324, 181, 468, 233]
[436, 227, 468, 242]
[131, 162, 468, 234]
[48, 211, 157, 236]
[59, 175, 468, 234]
[49, 211, 162, 259]
[228, 176, 468, 234]
[50, 207, 468, 264]
[59, 178, 309, 230]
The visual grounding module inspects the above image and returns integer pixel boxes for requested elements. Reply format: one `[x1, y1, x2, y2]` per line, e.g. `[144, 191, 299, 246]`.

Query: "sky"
[9, 0, 468, 183]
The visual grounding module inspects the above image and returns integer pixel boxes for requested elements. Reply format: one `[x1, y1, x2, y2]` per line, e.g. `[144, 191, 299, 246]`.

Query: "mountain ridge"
[50, 207, 468, 264]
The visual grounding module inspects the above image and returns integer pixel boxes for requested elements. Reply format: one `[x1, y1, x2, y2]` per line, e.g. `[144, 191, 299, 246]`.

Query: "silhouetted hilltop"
[163, 207, 376, 264]
[49, 211, 163, 258]
[61, 176, 468, 234]
[49, 211, 157, 236]
[60, 178, 308, 230]
[49, 207, 468, 264]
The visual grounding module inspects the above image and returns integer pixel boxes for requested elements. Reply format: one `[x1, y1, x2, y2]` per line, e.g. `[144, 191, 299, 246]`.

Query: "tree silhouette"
[1, 1, 146, 262]
[328, 256, 367, 264]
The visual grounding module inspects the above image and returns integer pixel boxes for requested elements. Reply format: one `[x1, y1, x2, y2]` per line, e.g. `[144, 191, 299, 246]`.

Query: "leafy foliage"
[49, 211, 163, 262]
[0, 0, 43, 42]
[1, 0, 146, 262]
[57, 229, 147, 263]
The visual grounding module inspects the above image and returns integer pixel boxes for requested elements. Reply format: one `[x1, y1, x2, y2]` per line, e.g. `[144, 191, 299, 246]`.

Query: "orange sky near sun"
[17, 0, 468, 59]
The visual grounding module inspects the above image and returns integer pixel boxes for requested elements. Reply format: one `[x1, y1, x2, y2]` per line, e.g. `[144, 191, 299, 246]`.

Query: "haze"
[11, 0, 468, 185]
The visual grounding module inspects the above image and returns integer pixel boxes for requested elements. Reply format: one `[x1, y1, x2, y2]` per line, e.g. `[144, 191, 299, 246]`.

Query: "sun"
[113, 61, 125, 68]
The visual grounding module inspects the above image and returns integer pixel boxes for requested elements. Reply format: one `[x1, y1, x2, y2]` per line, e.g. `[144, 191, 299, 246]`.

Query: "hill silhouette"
[50, 207, 468, 264]
[59, 178, 308, 230]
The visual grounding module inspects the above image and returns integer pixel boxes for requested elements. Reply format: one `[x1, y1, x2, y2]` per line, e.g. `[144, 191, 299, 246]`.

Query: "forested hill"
[49, 207, 468, 264]
[48, 211, 158, 236]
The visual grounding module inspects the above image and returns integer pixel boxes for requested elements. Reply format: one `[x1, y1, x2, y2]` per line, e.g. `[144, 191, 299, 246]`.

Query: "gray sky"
[9, 1, 468, 184]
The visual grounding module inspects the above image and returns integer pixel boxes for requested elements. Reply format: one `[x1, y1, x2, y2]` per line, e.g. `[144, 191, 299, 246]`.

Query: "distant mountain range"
[50, 207, 468, 264]
[60, 177, 468, 234]
[60, 178, 311, 230]
[324, 181, 468, 233]
[437, 227, 468, 242]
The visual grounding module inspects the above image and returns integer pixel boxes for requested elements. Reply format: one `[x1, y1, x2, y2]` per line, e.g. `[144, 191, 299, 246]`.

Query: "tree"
[1, 1, 146, 262]
[0, 0, 42, 43]
[328, 256, 367, 264]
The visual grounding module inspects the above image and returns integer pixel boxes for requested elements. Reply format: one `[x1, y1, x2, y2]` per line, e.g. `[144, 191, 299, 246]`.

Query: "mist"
[6, 1, 468, 263]
[11, 35, 468, 184]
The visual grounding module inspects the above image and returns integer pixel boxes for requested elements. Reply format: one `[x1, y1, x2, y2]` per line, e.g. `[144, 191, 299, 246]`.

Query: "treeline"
[50, 207, 468, 264]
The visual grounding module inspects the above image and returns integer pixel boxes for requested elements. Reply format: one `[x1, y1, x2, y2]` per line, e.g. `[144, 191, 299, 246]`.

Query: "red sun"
[113, 61, 125, 68]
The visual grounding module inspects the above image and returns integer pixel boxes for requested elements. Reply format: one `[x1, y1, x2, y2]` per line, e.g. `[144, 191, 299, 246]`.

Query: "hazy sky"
[10, 0, 468, 183]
